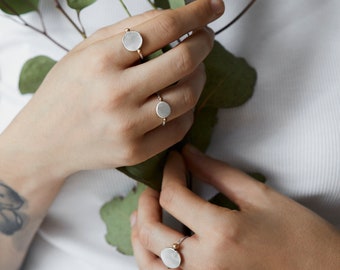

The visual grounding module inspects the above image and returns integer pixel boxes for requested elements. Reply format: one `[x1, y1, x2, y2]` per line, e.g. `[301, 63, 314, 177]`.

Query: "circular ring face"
[122, 30, 143, 52]
[160, 247, 182, 269]
[156, 101, 171, 119]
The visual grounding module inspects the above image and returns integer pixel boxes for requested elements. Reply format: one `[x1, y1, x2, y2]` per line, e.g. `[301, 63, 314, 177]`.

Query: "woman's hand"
[131, 145, 340, 270]
[0, 0, 225, 183]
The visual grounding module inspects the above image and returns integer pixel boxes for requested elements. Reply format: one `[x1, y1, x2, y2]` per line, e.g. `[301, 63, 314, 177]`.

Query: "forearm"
[0, 133, 65, 270]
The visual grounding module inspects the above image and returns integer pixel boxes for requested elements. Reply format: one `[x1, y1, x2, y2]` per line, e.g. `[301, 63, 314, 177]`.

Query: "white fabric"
[0, 0, 339, 269]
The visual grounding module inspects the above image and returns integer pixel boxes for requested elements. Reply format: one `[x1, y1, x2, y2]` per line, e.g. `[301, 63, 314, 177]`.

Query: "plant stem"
[54, 0, 87, 39]
[0, 0, 69, 51]
[215, 0, 257, 35]
[119, 0, 132, 17]
[77, 10, 87, 38]
[147, 0, 156, 9]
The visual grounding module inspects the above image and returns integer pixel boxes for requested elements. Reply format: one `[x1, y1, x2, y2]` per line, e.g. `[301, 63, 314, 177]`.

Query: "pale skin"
[0, 0, 226, 269]
[131, 145, 340, 270]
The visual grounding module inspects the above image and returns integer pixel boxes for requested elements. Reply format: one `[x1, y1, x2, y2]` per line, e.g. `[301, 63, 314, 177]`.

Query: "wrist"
[0, 132, 66, 192]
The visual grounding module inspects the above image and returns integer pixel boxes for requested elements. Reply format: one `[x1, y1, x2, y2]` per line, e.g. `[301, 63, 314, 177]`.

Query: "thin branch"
[215, 0, 257, 35]
[147, 0, 156, 9]
[119, 0, 132, 17]
[54, 0, 87, 39]
[76, 10, 87, 38]
[0, 0, 69, 51]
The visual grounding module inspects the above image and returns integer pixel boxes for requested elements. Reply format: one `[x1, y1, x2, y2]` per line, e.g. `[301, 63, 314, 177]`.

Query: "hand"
[0, 0, 225, 183]
[131, 145, 340, 270]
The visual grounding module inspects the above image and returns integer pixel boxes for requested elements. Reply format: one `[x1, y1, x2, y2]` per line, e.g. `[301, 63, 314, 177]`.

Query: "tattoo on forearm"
[0, 182, 25, 235]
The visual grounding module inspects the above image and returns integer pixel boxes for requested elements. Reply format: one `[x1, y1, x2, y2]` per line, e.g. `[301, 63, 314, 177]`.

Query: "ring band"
[122, 28, 144, 60]
[156, 94, 171, 126]
[160, 236, 189, 269]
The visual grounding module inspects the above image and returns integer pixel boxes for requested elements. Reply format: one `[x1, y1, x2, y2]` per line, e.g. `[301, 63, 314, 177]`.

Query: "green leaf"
[0, 0, 39, 15]
[19, 56, 56, 95]
[118, 151, 168, 191]
[168, 0, 185, 9]
[185, 106, 218, 152]
[66, 0, 96, 11]
[199, 41, 257, 109]
[100, 183, 146, 256]
[154, 0, 170, 9]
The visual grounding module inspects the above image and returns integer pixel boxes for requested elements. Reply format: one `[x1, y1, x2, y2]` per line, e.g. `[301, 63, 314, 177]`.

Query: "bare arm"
[0, 1, 224, 268]
[0, 136, 64, 270]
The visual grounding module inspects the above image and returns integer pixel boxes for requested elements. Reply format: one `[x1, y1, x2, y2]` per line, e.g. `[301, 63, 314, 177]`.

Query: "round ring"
[160, 236, 188, 269]
[122, 28, 144, 60]
[156, 94, 171, 126]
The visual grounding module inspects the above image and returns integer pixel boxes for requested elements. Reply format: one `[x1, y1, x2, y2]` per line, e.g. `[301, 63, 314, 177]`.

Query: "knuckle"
[86, 47, 112, 73]
[174, 46, 195, 74]
[159, 182, 178, 208]
[215, 212, 241, 243]
[156, 12, 180, 37]
[138, 223, 154, 250]
[182, 86, 199, 109]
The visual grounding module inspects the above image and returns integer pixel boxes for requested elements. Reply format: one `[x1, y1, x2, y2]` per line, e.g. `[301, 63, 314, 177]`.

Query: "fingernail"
[210, 0, 225, 15]
[130, 211, 137, 227]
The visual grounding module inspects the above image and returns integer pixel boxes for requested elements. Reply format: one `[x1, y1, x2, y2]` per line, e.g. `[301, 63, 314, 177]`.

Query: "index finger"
[160, 151, 231, 235]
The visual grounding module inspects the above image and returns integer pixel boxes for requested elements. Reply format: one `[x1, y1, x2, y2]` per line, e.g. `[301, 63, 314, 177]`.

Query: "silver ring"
[160, 236, 188, 269]
[156, 94, 171, 126]
[122, 28, 144, 60]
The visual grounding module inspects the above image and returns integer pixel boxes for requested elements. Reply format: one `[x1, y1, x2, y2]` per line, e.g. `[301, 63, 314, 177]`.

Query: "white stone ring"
[160, 236, 188, 269]
[122, 28, 144, 60]
[156, 93, 171, 126]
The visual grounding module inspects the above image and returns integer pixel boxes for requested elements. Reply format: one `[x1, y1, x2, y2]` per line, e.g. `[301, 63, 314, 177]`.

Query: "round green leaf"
[101, 183, 146, 255]
[200, 41, 257, 109]
[0, 0, 39, 15]
[66, 0, 96, 11]
[19, 56, 56, 94]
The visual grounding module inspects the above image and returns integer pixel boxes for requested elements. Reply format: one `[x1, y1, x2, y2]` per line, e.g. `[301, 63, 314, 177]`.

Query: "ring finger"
[138, 63, 206, 133]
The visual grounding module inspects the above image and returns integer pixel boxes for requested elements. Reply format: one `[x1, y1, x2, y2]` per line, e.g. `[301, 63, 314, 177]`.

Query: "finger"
[131, 218, 167, 270]
[73, 10, 162, 52]
[137, 63, 206, 133]
[137, 187, 185, 255]
[99, 0, 224, 66]
[128, 28, 213, 99]
[160, 151, 229, 235]
[182, 144, 268, 208]
[138, 111, 193, 160]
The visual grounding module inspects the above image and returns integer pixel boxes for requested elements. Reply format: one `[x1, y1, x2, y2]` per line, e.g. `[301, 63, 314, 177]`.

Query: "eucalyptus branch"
[215, 0, 257, 35]
[54, 0, 87, 39]
[147, 0, 156, 9]
[76, 10, 87, 38]
[119, 0, 132, 17]
[0, 0, 69, 51]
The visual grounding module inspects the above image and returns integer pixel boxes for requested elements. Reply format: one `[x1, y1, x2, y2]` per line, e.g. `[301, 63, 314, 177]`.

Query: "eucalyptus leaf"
[0, 0, 39, 15]
[118, 151, 168, 191]
[168, 0, 185, 9]
[185, 106, 218, 152]
[100, 183, 146, 256]
[199, 41, 257, 109]
[154, 0, 170, 9]
[19, 56, 56, 94]
[66, 0, 96, 11]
